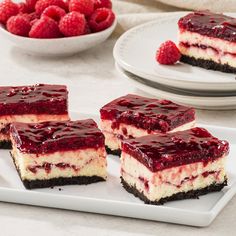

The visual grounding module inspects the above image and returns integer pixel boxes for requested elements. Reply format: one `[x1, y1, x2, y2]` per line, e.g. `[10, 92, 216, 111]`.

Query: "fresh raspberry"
[83, 22, 90, 34]
[69, 0, 94, 17]
[156, 40, 181, 65]
[6, 15, 31, 36]
[94, 0, 112, 9]
[42, 5, 66, 22]
[18, 2, 29, 13]
[35, 0, 66, 15]
[0, 0, 19, 24]
[25, 0, 38, 12]
[88, 8, 115, 32]
[22, 11, 39, 22]
[29, 16, 61, 38]
[59, 11, 85, 37]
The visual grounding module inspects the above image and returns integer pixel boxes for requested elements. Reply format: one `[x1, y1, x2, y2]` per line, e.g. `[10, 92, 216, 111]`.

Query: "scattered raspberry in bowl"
[0, 0, 115, 39]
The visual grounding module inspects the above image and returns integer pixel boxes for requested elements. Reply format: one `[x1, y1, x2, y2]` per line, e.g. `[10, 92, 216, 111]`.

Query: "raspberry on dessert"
[88, 8, 115, 32]
[156, 40, 181, 65]
[18, 2, 29, 13]
[29, 16, 62, 38]
[42, 5, 66, 22]
[25, 0, 38, 12]
[6, 15, 31, 37]
[69, 0, 94, 17]
[94, 0, 112, 9]
[35, 0, 66, 15]
[0, 0, 19, 24]
[59, 11, 86, 37]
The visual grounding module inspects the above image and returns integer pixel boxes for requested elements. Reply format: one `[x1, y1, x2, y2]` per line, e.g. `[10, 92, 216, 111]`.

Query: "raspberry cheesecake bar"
[0, 84, 69, 149]
[121, 127, 228, 204]
[100, 94, 195, 155]
[178, 11, 236, 73]
[10, 119, 107, 189]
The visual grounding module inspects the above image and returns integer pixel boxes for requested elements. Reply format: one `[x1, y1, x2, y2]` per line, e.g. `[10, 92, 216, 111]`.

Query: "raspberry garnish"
[156, 40, 181, 65]
[42, 5, 66, 22]
[6, 15, 31, 36]
[94, 0, 112, 9]
[29, 16, 61, 38]
[69, 0, 94, 17]
[35, 0, 66, 15]
[0, 0, 19, 24]
[59, 11, 85, 36]
[25, 0, 38, 12]
[88, 8, 115, 32]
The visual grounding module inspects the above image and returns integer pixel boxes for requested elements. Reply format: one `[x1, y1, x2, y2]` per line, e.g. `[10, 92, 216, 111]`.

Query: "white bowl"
[0, 18, 117, 56]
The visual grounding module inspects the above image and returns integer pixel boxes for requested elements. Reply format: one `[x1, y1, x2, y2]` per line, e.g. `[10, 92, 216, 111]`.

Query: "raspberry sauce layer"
[178, 11, 236, 42]
[0, 84, 68, 115]
[10, 119, 105, 154]
[121, 127, 229, 172]
[100, 94, 195, 133]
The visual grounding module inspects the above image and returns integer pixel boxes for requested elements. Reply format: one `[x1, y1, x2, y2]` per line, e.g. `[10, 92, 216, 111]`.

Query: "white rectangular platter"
[0, 113, 235, 227]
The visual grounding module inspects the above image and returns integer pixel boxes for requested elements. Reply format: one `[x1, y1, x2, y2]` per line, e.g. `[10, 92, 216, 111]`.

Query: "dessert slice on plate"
[120, 127, 229, 204]
[100, 94, 195, 155]
[10, 119, 107, 189]
[0, 84, 69, 149]
[178, 11, 236, 73]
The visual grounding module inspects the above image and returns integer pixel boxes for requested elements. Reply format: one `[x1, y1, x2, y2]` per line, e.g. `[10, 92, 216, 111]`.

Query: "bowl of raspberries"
[0, 0, 116, 56]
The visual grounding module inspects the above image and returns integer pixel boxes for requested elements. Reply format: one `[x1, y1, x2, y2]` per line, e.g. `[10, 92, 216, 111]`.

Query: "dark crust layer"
[22, 176, 105, 190]
[105, 146, 121, 156]
[121, 177, 227, 205]
[0, 140, 11, 149]
[10, 152, 105, 189]
[180, 55, 236, 74]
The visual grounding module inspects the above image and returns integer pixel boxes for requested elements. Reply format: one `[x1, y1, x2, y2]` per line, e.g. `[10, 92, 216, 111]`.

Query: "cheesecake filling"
[11, 143, 107, 181]
[179, 30, 236, 67]
[0, 114, 69, 141]
[101, 119, 195, 151]
[121, 152, 226, 202]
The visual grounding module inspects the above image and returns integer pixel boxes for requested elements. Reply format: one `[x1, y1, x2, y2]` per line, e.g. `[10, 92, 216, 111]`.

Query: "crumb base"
[105, 146, 121, 156]
[121, 177, 227, 205]
[180, 55, 236, 74]
[0, 140, 11, 149]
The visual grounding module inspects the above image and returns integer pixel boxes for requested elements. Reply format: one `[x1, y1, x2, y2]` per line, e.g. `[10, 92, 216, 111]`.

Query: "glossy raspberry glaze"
[10, 119, 105, 154]
[178, 11, 236, 42]
[122, 127, 229, 172]
[0, 84, 68, 115]
[100, 94, 195, 132]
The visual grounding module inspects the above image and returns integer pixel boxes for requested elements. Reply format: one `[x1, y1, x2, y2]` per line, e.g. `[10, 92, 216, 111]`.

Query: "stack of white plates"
[113, 13, 236, 110]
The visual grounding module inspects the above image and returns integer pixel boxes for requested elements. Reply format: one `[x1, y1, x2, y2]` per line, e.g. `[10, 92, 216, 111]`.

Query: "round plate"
[113, 13, 236, 92]
[115, 63, 236, 110]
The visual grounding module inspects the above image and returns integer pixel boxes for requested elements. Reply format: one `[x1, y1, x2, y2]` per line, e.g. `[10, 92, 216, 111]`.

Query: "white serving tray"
[0, 113, 235, 227]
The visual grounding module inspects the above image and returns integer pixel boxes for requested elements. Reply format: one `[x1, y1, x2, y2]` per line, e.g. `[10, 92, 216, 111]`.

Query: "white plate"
[0, 19, 117, 57]
[116, 62, 236, 110]
[0, 112, 235, 227]
[113, 13, 236, 92]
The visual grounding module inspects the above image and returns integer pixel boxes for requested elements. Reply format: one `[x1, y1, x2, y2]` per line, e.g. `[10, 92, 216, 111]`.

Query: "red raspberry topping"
[0, 0, 19, 24]
[59, 11, 85, 37]
[25, 0, 38, 12]
[35, 0, 66, 15]
[29, 16, 61, 38]
[94, 0, 112, 9]
[88, 8, 115, 32]
[69, 0, 94, 17]
[42, 5, 66, 22]
[156, 40, 181, 65]
[6, 15, 31, 36]
[18, 2, 29, 13]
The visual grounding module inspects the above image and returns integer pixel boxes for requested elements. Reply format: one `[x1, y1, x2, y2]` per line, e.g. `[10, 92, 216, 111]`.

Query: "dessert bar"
[100, 94, 195, 155]
[10, 119, 107, 189]
[0, 84, 69, 148]
[121, 127, 228, 204]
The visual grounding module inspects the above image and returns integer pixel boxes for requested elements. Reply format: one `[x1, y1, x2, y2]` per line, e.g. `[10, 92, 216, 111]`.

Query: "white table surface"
[1, 36, 236, 235]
